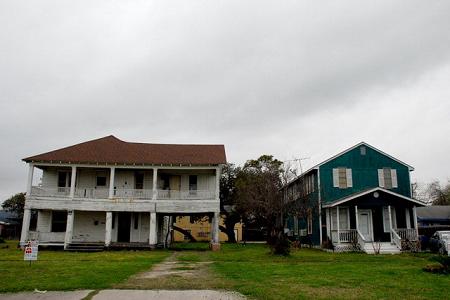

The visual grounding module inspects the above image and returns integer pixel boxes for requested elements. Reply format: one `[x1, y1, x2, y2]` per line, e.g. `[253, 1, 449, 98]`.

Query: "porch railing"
[391, 229, 402, 249]
[31, 186, 70, 197]
[157, 189, 215, 200]
[338, 229, 357, 243]
[74, 187, 109, 199]
[395, 228, 418, 241]
[31, 186, 216, 200]
[357, 229, 366, 250]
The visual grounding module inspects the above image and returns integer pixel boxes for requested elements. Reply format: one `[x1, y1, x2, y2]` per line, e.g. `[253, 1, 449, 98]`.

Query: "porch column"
[215, 167, 221, 201]
[211, 212, 220, 250]
[105, 212, 112, 247]
[69, 166, 77, 198]
[64, 210, 74, 249]
[149, 212, 157, 247]
[336, 206, 340, 243]
[152, 168, 158, 200]
[355, 205, 359, 232]
[108, 167, 115, 199]
[20, 208, 31, 247]
[26, 163, 34, 196]
[326, 208, 331, 240]
[412, 206, 418, 237]
[388, 205, 393, 242]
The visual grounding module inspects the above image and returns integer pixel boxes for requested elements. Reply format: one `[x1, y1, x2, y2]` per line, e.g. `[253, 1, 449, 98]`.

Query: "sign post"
[24, 240, 39, 266]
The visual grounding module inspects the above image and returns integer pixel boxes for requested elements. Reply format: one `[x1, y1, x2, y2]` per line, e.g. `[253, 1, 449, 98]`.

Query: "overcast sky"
[1, 1, 450, 202]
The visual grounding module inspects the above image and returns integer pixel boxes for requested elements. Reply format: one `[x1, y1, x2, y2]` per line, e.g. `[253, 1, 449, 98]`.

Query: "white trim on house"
[285, 142, 414, 188]
[322, 187, 425, 208]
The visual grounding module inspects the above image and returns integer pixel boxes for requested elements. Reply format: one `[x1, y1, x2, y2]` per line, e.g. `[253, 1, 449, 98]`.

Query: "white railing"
[391, 229, 402, 249]
[74, 188, 109, 199]
[113, 189, 153, 199]
[338, 229, 357, 243]
[395, 228, 417, 241]
[157, 189, 215, 200]
[31, 186, 70, 197]
[357, 229, 366, 250]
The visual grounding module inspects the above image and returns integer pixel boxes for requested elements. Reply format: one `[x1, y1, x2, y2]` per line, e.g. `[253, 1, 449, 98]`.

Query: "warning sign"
[24, 240, 39, 261]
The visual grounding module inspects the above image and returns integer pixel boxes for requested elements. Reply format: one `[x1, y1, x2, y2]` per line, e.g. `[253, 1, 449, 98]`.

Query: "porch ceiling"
[322, 187, 425, 208]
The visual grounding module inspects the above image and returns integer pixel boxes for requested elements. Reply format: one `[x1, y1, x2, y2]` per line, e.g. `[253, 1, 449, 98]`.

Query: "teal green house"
[284, 142, 424, 254]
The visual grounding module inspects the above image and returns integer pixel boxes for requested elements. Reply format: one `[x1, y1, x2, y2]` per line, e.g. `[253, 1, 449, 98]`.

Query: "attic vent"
[360, 146, 366, 155]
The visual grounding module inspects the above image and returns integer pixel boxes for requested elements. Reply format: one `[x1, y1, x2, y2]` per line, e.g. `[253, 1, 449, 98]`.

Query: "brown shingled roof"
[23, 136, 227, 165]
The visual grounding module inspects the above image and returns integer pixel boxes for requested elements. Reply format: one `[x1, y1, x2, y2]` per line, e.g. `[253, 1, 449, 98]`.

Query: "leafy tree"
[219, 163, 242, 243]
[428, 180, 450, 205]
[2, 193, 26, 218]
[234, 155, 288, 253]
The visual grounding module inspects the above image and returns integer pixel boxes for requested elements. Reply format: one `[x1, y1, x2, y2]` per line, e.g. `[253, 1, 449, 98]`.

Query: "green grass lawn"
[1, 241, 449, 299]
[0, 240, 169, 293]
[176, 243, 450, 300]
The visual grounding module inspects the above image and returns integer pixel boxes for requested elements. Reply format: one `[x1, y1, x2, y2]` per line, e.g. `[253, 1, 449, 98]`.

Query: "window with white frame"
[382, 206, 397, 232]
[307, 210, 313, 234]
[332, 168, 353, 189]
[378, 168, 398, 189]
[331, 207, 350, 230]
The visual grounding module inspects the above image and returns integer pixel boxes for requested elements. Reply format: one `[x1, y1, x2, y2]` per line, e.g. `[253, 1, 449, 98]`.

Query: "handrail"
[356, 229, 366, 250]
[391, 229, 402, 249]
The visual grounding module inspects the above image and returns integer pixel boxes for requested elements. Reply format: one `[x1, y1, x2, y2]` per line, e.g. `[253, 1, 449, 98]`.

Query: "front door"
[358, 209, 373, 242]
[117, 212, 131, 243]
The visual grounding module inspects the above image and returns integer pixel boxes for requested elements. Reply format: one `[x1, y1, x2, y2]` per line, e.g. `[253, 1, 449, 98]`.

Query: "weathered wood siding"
[73, 211, 106, 242]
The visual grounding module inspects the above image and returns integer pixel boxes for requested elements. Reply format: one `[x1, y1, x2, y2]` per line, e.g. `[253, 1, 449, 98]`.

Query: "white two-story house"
[20, 135, 226, 250]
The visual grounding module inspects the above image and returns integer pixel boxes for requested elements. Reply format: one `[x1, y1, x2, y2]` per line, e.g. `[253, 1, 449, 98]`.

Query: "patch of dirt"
[115, 252, 232, 291]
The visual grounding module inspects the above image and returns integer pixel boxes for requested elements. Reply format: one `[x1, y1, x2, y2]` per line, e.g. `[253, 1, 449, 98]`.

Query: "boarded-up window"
[333, 168, 352, 189]
[378, 168, 398, 189]
[307, 210, 313, 234]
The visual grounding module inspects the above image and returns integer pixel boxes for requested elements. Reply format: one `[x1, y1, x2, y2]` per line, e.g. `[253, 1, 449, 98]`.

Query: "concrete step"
[363, 242, 401, 254]
[66, 242, 105, 252]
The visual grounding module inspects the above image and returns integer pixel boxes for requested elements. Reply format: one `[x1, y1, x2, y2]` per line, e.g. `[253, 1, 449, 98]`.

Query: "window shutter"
[346, 169, 353, 188]
[391, 169, 398, 188]
[378, 169, 385, 188]
[333, 168, 339, 187]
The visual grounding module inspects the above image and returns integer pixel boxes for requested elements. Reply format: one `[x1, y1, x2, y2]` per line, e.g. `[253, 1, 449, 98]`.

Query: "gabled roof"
[322, 187, 425, 208]
[23, 136, 227, 166]
[311, 142, 414, 171]
[285, 142, 414, 187]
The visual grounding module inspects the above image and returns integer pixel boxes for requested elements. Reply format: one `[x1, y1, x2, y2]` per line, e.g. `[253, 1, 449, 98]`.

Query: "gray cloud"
[1, 0, 450, 201]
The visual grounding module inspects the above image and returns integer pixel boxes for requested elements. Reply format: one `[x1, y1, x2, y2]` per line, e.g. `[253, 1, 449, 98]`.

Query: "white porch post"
[152, 168, 158, 200]
[26, 164, 34, 196]
[388, 205, 393, 243]
[326, 208, 331, 240]
[69, 166, 77, 198]
[149, 212, 157, 247]
[413, 206, 418, 237]
[355, 205, 359, 232]
[211, 212, 220, 245]
[105, 212, 112, 247]
[336, 206, 340, 243]
[64, 210, 74, 249]
[20, 208, 31, 247]
[108, 167, 115, 199]
[215, 167, 221, 201]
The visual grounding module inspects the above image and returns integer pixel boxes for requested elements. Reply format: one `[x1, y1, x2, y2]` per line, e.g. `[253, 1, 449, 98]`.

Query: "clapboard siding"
[37, 210, 52, 232]
[73, 211, 106, 242]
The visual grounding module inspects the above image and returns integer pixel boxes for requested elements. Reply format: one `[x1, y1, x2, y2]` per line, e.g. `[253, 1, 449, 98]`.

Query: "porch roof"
[322, 187, 425, 208]
[23, 135, 227, 166]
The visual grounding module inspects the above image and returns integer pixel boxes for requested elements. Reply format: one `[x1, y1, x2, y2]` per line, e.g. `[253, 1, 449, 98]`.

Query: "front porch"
[324, 189, 422, 253]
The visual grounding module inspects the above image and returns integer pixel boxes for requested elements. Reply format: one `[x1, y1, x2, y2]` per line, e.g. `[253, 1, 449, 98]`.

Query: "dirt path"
[114, 252, 235, 292]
